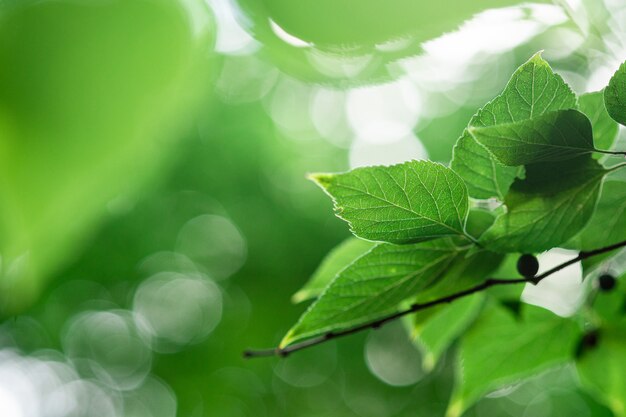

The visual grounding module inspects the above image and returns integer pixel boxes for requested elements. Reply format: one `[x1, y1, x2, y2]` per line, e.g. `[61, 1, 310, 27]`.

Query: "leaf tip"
[529, 50, 546, 64]
[307, 172, 333, 189]
[291, 290, 308, 304]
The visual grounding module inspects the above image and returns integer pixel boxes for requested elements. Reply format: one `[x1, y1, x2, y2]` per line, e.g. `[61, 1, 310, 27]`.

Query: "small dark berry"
[517, 254, 539, 278]
[575, 330, 600, 359]
[598, 274, 617, 292]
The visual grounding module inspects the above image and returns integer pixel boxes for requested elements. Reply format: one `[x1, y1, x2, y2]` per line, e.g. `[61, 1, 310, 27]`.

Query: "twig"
[243, 239, 626, 359]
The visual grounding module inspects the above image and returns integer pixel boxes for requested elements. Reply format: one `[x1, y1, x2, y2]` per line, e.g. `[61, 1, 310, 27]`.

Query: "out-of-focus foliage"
[0, 0, 215, 313]
[233, 0, 555, 84]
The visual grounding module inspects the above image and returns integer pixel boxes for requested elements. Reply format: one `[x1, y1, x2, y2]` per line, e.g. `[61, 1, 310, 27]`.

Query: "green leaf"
[413, 294, 485, 372]
[292, 237, 376, 303]
[447, 303, 580, 417]
[412, 250, 503, 303]
[280, 239, 462, 347]
[579, 91, 619, 152]
[566, 180, 626, 251]
[479, 157, 607, 253]
[410, 249, 502, 371]
[451, 52, 577, 199]
[577, 326, 626, 417]
[605, 61, 626, 126]
[468, 109, 595, 166]
[310, 160, 471, 244]
[451, 132, 520, 200]
[464, 208, 497, 240]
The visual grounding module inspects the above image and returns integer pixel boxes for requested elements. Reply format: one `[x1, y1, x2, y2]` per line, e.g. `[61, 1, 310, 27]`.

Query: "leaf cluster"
[261, 54, 626, 416]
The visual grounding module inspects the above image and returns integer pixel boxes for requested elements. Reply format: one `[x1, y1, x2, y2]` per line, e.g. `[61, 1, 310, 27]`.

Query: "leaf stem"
[243, 238, 626, 359]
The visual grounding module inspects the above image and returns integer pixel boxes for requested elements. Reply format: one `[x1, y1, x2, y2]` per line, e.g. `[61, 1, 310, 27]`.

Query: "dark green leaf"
[469, 109, 595, 166]
[566, 180, 626, 251]
[479, 158, 607, 253]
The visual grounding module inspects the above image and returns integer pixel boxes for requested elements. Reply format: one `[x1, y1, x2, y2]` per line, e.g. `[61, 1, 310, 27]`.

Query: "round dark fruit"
[598, 274, 617, 292]
[517, 254, 539, 278]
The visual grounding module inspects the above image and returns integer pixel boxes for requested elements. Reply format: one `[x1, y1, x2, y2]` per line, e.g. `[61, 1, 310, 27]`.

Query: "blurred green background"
[0, 0, 624, 416]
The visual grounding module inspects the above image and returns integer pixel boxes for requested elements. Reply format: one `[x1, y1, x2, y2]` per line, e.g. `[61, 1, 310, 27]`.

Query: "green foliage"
[233, 0, 551, 83]
[579, 91, 619, 152]
[282, 239, 462, 347]
[0, 0, 215, 313]
[451, 52, 577, 200]
[448, 303, 580, 417]
[469, 109, 595, 165]
[478, 157, 607, 253]
[577, 325, 626, 417]
[277, 53, 626, 414]
[568, 180, 626, 250]
[310, 161, 471, 244]
[413, 294, 484, 372]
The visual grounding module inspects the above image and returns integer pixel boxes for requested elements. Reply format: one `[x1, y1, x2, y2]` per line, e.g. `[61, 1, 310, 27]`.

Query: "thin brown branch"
[243, 239, 626, 359]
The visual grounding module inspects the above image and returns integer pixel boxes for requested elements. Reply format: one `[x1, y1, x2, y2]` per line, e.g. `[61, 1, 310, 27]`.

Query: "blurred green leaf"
[292, 237, 376, 303]
[577, 325, 626, 417]
[414, 294, 485, 372]
[0, 0, 215, 313]
[233, 0, 551, 83]
[0, 0, 213, 312]
[451, 53, 577, 199]
[469, 109, 595, 166]
[448, 303, 580, 417]
[310, 161, 471, 244]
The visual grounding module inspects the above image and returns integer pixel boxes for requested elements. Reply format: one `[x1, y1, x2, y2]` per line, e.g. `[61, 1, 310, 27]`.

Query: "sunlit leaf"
[310, 160, 471, 244]
[451, 52, 577, 199]
[469, 109, 595, 166]
[292, 237, 376, 303]
[281, 239, 462, 347]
